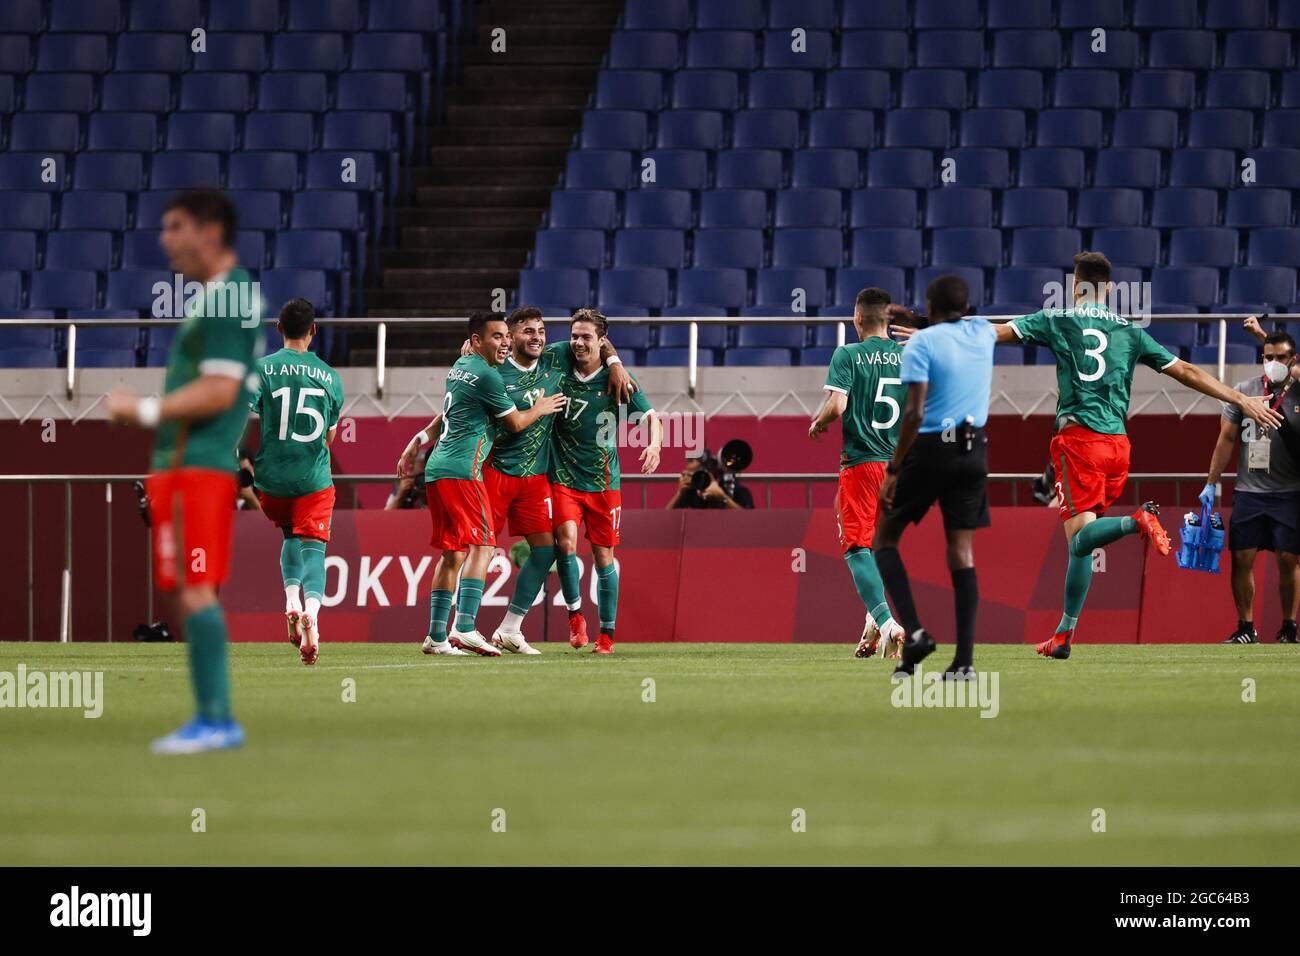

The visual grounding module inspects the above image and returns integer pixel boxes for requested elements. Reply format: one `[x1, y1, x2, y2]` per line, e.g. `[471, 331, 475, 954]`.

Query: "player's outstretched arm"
[396, 416, 441, 478]
[106, 374, 241, 428]
[993, 321, 1020, 344]
[1164, 360, 1283, 429]
[808, 391, 847, 440]
[1203, 415, 1239, 505]
[500, 392, 566, 433]
[639, 411, 663, 473]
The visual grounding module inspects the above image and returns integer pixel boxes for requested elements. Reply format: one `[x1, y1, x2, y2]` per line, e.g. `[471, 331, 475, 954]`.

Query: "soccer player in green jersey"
[809, 288, 908, 660]
[105, 188, 263, 754]
[245, 298, 343, 665]
[550, 309, 662, 654]
[405, 312, 566, 656]
[996, 251, 1282, 658]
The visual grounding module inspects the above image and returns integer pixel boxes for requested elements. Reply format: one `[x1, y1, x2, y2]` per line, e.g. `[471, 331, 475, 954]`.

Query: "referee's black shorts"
[887, 428, 991, 530]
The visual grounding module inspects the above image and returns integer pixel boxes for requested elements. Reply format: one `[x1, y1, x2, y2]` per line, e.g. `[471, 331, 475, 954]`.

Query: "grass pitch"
[1, 641, 1297, 866]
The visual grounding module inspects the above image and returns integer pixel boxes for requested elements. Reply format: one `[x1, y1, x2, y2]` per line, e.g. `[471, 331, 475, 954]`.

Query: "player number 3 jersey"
[824, 336, 907, 467]
[248, 347, 344, 498]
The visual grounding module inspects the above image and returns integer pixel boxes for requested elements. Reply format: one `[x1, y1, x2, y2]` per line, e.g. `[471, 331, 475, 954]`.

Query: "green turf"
[0, 641, 1297, 866]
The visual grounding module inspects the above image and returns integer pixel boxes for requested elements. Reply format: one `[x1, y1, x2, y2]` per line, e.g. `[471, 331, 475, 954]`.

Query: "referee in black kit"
[874, 276, 997, 679]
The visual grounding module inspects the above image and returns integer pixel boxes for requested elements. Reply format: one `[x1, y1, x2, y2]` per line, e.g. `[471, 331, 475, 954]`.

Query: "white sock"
[304, 596, 321, 620]
[285, 587, 302, 613]
[501, 609, 525, 633]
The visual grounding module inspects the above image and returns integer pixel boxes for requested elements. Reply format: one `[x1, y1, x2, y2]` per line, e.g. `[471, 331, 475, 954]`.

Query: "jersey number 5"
[271, 386, 326, 443]
[871, 378, 902, 430]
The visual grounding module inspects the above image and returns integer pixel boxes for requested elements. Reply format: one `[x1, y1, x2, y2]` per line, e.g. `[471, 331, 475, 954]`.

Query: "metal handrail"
[0, 313, 1278, 400]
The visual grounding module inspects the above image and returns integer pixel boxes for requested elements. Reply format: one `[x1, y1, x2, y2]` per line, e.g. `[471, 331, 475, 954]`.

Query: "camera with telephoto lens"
[691, 440, 753, 499]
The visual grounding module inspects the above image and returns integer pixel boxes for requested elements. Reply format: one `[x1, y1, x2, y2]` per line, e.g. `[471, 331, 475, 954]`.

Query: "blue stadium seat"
[0, 75, 15, 112]
[943, 148, 1010, 188]
[756, 267, 826, 307]
[0, 0, 41, 33]
[115, 33, 188, 73]
[150, 151, 221, 189]
[259, 73, 328, 112]
[1226, 189, 1292, 229]
[792, 150, 859, 190]
[883, 109, 950, 150]
[50, 0, 122, 34]
[676, 268, 748, 309]
[715, 149, 783, 190]
[1077, 188, 1144, 228]
[519, 269, 590, 308]
[272, 34, 346, 73]
[598, 268, 669, 309]
[261, 270, 330, 313]
[1190, 345, 1257, 365]
[1092, 228, 1161, 269]
[769, 0, 835, 29]
[801, 346, 837, 365]
[87, 112, 158, 152]
[1263, 112, 1300, 148]
[532, 230, 605, 270]
[748, 70, 815, 110]
[597, 71, 664, 111]
[1283, 74, 1300, 109]
[992, 30, 1060, 70]
[287, 0, 361, 32]
[1134, 0, 1198, 28]
[774, 188, 841, 228]
[76, 152, 145, 192]
[8, 193, 53, 231]
[1169, 149, 1235, 189]
[1149, 31, 1216, 70]
[306, 153, 378, 192]
[1017, 148, 1085, 188]
[1153, 267, 1220, 309]
[925, 187, 992, 227]
[624, 190, 692, 229]
[1113, 110, 1180, 151]
[695, 0, 764, 30]
[989, 0, 1053, 28]
[656, 110, 725, 150]
[901, 70, 966, 111]
[101, 74, 171, 112]
[998, 189, 1071, 228]
[841, 0, 907, 28]
[699, 190, 766, 229]
[180, 74, 252, 113]
[733, 109, 801, 151]
[1069, 31, 1139, 70]
[0, 153, 66, 191]
[835, 267, 906, 305]
[932, 228, 1002, 268]
[128, 0, 199, 30]
[685, 31, 757, 71]
[76, 348, 138, 368]
[209, 0, 280, 33]
[30, 270, 98, 311]
[1253, 149, 1300, 190]
[1224, 31, 1292, 70]
[0, 273, 23, 311]
[323, 112, 395, 152]
[646, 347, 717, 366]
[1146, 322, 1198, 355]
[625, 0, 689, 30]
[0, 349, 59, 368]
[994, 268, 1062, 306]
[643, 150, 708, 191]
[350, 32, 428, 73]
[958, 109, 1026, 149]
[0, 36, 34, 74]
[839, 31, 909, 71]
[977, 70, 1044, 111]
[1010, 228, 1081, 268]
[245, 112, 315, 152]
[657, 323, 728, 347]
[26, 73, 95, 113]
[1094, 149, 1162, 190]
[1035, 109, 1103, 149]
[851, 229, 923, 268]
[106, 270, 168, 311]
[565, 150, 633, 190]
[867, 149, 933, 189]
[549, 191, 617, 230]
[237, 232, 268, 270]
[762, 30, 833, 69]
[291, 192, 363, 231]
[45, 231, 113, 271]
[724, 347, 795, 366]
[61, 191, 128, 230]
[1170, 228, 1240, 269]
[614, 229, 685, 270]
[69, 318, 138, 352]
[121, 231, 168, 270]
[276, 230, 346, 272]
[736, 325, 805, 349]
[1206, 71, 1271, 110]
[1151, 188, 1218, 229]
[772, 228, 843, 268]
[915, 266, 984, 306]
[229, 151, 299, 191]
[917, 31, 983, 69]
[1188, 110, 1254, 151]
[850, 189, 916, 228]
[825, 71, 892, 113]
[230, 190, 284, 231]
[671, 70, 739, 111]
[1248, 229, 1300, 268]
[11, 113, 80, 153]
[366, 0, 442, 30]
[1129, 70, 1196, 109]
[692, 228, 764, 269]
[608, 32, 679, 71]
[1228, 268, 1297, 309]
[580, 110, 648, 150]
[0, 232, 38, 271]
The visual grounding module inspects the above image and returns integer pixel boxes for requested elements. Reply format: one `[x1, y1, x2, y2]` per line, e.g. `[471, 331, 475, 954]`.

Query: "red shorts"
[482, 465, 553, 538]
[257, 486, 335, 541]
[425, 477, 495, 552]
[147, 468, 239, 592]
[553, 484, 622, 548]
[836, 460, 886, 551]
[1050, 426, 1131, 521]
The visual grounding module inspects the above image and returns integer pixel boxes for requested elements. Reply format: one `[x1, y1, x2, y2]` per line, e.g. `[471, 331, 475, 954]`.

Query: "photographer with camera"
[666, 444, 754, 510]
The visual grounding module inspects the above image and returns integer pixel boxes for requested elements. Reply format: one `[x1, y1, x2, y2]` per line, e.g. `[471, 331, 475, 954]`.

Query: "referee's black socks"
[875, 547, 922, 637]
[951, 567, 978, 669]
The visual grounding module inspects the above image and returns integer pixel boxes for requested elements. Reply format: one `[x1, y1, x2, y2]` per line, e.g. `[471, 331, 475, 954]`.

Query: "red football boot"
[285, 610, 302, 648]
[1132, 501, 1171, 556]
[1036, 629, 1072, 660]
[568, 611, 589, 649]
[592, 633, 614, 654]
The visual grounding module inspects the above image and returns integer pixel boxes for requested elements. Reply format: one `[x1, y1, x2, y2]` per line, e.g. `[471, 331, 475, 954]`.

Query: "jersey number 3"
[1078, 329, 1108, 382]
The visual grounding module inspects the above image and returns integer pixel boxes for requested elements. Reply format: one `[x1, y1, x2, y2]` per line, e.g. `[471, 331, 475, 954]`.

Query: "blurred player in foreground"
[245, 298, 343, 665]
[809, 287, 908, 660]
[106, 187, 262, 753]
[997, 252, 1283, 658]
[550, 310, 662, 653]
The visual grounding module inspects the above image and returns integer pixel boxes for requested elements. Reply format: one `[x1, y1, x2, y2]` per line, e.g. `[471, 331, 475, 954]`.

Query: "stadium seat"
[901, 70, 966, 111]
[1149, 31, 1216, 71]
[925, 188, 993, 228]
[106, 270, 169, 312]
[624, 190, 693, 229]
[850, 189, 916, 228]
[1094, 149, 1161, 190]
[931, 228, 1002, 269]
[45, 232, 113, 272]
[75, 152, 145, 192]
[748, 70, 815, 111]
[839, 31, 908, 70]
[656, 110, 725, 151]
[976, 70, 1043, 112]
[1189, 110, 1255, 151]
[122, 231, 168, 271]
[769, 0, 835, 30]
[61, 191, 128, 230]
[150, 152, 222, 189]
[276, 231, 346, 272]
[851, 229, 923, 268]
[915, 266, 984, 306]
[580, 111, 647, 151]
[699, 190, 766, 229]
[992, 31, 1060, 70]
[130, 0, 201, 31]
[273, 34, 345, 73]
[792, 150, 859, 190]
[1152, 267, 1220, 309]
[725, 347, 795, 366]
[1010, 228, 1081, 269]
[596, 71, 663, 112]
[598, 268, 669, 310]
[101, 74, 171, 113]
[1263, 112, 1300, 149]
[30, 270, 98, 311]
[641, 150, 709, 191]
[11, 113, 81, 153]
[0, 232, 38, 272]
[917, 31, 983, 70]
[1112, 111, 1179, 151]
[166, 112, 238, 153]
[657, 323, 728, 347]
[692, 229, 764, 270]
[1052, 70, 1119, 110]
[532, 230, 605, 270]
[0, 349, 59, 369]
[0, 153, 67, 192]
[825, 70, 892, 111]
[548, 191, 618, 230]
[8, 193, 53, 231]
[608, 32, 679, 71]
[733, 110, 801, 151]
[519, 269, 590, 308]
[1076, 189, 1144, 229]
[565, 150, 633, 191]
[671, 70, 739, 111]
[1191, 345, 1258, 366]
[290, 192, 363, 231]
[26, 73, 95, 113]
[229, 190, 284, 231]
[1017, 149, 1085, 189]
[115, 33, 189, 73]
[1248, 230, 1300, 269]
[229, 152, 299, 192]
[0, 0, 41, 34]
[1224, 31, 1292, 70]
[1169, 149, 1236, 190]
[756, 268, 827, 308]
[685, 31, 756, 71]
[625, 0, 690, 30]
[1092, 228, 1161, 269]
[834, 267, 906, 305]
[774, 189, 841, 229]
[1129, 70, 1197, 110]
[715, 149, 783, 190]
[883, 110, 950, 150]
[1170, 228, 1240, 269]
[1253, 149, 1300, 190]
[1035, 110, 1103, 149]
[867, 150, 934, 189]
[772, 228, 843, 268]
[1069, 30, 1139, 70]
[1228, 268, 1297, 309]
[994, 268, 1062, 306]
[1206, 71, 1271, 110]
[676, 268, 748, 310]
[1225, 190, 1292, 229]
[260, 270, 331, 313]
[614, 230, 685, 270]
[646, 347, 717, 366]
[762, 30, 833, 70]
[808, 110, 875, 151]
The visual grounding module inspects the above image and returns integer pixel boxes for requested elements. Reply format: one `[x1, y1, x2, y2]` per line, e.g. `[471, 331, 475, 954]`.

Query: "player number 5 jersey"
[824, 337, 907, 467]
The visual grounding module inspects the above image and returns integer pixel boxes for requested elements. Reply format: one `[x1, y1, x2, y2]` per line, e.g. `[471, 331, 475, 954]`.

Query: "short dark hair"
[925, 274, 970, 320]
[1264, 331, 1296, 354]
[278, 298, 315, 339]
[854, 287, 892, 323]
[1073, 250, 1112, 287]
[468, 310, 507, 339]
[507, 306, 543, 328]
[163, 187, 237, 247]
[571, 307, 608, 338]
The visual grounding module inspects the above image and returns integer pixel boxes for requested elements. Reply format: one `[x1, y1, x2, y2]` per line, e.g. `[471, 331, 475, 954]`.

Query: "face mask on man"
[1263, 359, 1291, 384]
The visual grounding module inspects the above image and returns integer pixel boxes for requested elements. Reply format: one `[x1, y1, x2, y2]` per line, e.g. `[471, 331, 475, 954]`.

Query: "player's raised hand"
[459, 337, 472, 357]
[1239, 393, 1283, 430]
[1242, 315, 1266, 343]
[640, 443, 661, 473]
[606, 361, 638, 403]
[534, 392, 567, 416]
[105, 389, 140, 425]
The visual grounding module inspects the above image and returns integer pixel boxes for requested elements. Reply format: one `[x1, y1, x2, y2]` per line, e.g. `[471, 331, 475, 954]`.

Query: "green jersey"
[425, 353, 516, 482]
[550, 362, 654, 493]
[248, 347, 343, 498]
[1009, 305, 1178, 435]
[488, 344, 570, 478]
[824, 337, 907, 467]
[151, 266, 264, 473]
